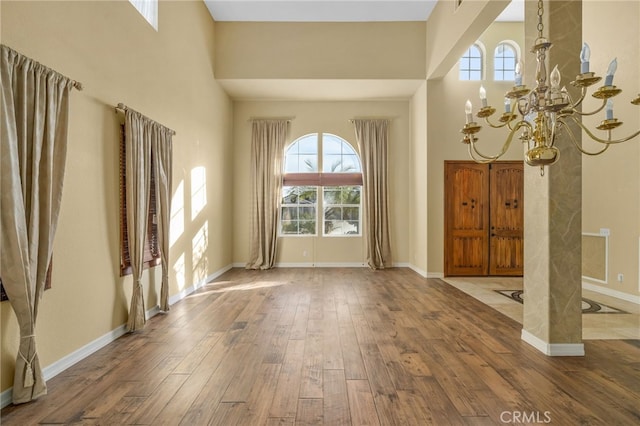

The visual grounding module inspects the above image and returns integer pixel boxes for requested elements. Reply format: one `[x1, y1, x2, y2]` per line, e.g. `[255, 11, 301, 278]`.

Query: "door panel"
[489, 162, 524, 275]
[444, 161, 523, 277]
[445, 162, 489, 276]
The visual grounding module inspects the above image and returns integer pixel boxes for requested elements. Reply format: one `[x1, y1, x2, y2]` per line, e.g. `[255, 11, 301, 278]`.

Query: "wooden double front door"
[444, 161, 524, 276]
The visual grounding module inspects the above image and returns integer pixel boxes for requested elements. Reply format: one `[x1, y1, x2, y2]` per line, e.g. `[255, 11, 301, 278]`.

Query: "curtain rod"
[115, 103, 176, 135]
[348, 117, 395, 123]
[247, 116, 295, 122]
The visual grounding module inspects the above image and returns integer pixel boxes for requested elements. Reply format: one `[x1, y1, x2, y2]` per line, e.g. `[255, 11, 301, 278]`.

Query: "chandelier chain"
[537, 0, 544, 39]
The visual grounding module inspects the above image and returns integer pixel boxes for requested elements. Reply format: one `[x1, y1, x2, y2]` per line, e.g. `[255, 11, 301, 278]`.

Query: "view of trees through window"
[281, 133, 362, 236]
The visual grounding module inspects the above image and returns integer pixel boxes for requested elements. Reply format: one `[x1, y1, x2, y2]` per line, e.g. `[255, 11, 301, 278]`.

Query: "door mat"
[494, 290, 628, 314]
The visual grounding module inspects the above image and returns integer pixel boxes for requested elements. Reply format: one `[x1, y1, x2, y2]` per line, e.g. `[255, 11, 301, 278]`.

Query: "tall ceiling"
[204, 0, 524, 23]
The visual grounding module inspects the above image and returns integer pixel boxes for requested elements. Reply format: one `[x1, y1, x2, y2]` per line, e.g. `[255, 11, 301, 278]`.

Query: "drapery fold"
[123, 108, 173, 330]
[353, 119, 393, 269]
[0, 44, 78, 404]
[124, 110, 152, 331]
[246, 120, 289, 269]
[152, 128, 172, 312]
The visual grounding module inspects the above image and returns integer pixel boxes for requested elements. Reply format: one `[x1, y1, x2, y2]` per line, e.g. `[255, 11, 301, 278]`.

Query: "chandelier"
[460, 0, 640, 175]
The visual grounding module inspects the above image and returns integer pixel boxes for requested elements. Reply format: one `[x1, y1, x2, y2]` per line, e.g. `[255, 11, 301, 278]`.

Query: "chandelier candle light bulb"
[605, 58, 617, 86]
[606, 99, 614, 120]
[514, 61, 523, 86]
[465, 100, 473, 124]
[504, 98, 511, 113]
[580, 42, 590, 74]
[480, 86, 488, 107]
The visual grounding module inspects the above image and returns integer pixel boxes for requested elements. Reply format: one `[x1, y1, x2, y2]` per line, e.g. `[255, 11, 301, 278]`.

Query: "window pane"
[298, 135, 318, 154]
[325, 220, 359, 235]
[324, 188, 341, 204]
[299, 155, 317, 172]
[299, 187, 317, 203]
[504, 57, 515, 69]
[282, 186, 298, 204]
[280, 186, 317, 235]
[323, 137, 342, 154]
[285, 154, 299, 173]
[323, 154, 341, 172]
[299, 207, 315, 220]
[470, 57, 481, 70]
[346, 221, 360, 234]
[343, 207, 359, 220]
[342, 186, 361, 203]
[324, 206, 342, 220]
[322, 186, 361, 236]
[281, 221, 299, 234]
[285, 134, 319, 173]
[470, 70, 482, 80]
[322, 134, 361, 174]
[299, 221, 316, 234]
[281, 207, 298, 220]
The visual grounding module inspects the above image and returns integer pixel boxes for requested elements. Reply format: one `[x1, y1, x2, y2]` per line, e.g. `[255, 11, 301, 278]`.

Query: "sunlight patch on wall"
[191, 167, 207, 220]
[192, 220, 209, 284]
[170, 180, 184, 248]
[173, 253, 185, 291]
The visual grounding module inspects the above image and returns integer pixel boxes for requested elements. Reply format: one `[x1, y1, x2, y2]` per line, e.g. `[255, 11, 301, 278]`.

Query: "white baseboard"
[1, 386, 13, 409]
[274, 262, 367, 268]
[582, 281, 640, 305]
[0, 263, 234, 409]
[521, 329, 585, 356]
[407, 264, 427, 278]
[427, 272, 444, 278]
[168, 264, 233, 306]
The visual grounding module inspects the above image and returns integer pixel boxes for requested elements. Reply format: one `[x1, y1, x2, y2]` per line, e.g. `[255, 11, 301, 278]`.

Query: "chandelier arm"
[483, 116, 514, 129]
[468, 121, 529, 161]
[563, 121, 611, 156]
[565, 98, 607, 117]
[467, 143, 497, 163]
[567, 115, 640, 144]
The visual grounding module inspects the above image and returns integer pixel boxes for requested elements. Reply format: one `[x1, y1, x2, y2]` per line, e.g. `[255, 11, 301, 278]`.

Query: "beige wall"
[581, 1, 640, 297]
[215, 22, 426, 80]
[426, 22, 525, 275]
[0, 0, 233, 393]
[232, 101, 411, 266]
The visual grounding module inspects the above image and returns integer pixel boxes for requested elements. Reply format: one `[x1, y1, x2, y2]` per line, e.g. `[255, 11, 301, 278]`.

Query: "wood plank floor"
[2, 267, 639, 425]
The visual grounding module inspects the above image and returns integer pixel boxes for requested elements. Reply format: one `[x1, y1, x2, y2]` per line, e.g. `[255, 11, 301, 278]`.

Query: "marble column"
[522, 0, 584, 356]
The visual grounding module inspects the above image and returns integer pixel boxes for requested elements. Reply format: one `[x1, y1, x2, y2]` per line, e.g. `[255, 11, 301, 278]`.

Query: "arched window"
[459, 43, 483, 81]
[281, 133, 362, 236]
[494, 42, 518, 81]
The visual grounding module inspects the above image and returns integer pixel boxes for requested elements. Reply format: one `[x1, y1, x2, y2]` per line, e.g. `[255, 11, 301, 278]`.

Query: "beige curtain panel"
[124, 109, 153, 331]
[123, 108, 173, 330]
[353, 119, 393, 269]
[152, 128, 173, 312]
[0, 44, 80, 404]
[246, 119, 289, 269]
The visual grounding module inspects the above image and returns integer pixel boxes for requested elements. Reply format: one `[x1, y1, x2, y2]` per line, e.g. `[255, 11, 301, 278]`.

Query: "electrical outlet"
[617, 273, 624, 283]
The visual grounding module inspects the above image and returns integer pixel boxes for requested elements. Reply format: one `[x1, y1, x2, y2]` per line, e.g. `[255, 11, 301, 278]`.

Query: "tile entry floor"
[441, 276, 640, 340]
